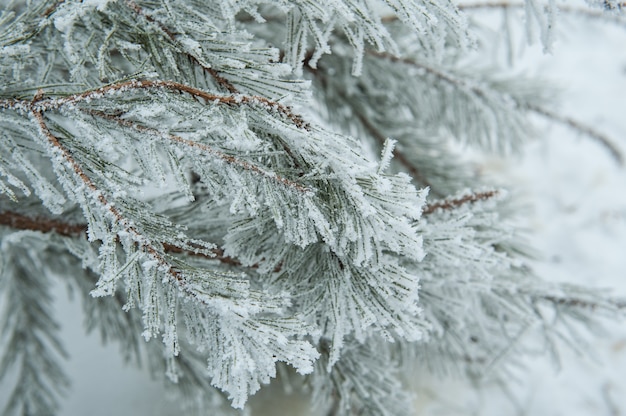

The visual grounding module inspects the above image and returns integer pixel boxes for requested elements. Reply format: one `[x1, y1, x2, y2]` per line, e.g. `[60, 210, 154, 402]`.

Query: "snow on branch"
[2, 67, 428, 410]
[0, 210, 245, 267]
[23, 107, 317, 406]
[0, 80, 310, 129]
[82, 108, 310, 192]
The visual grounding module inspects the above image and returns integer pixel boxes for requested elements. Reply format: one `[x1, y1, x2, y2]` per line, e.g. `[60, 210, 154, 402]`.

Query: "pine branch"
[369, 51, 624, 164]
[0, 210, 243, 267]
[2, 81, 312, 188]
[26, 104, 320, 406]
[1, 80, 309, 129]
[82, 108, 310, 192]
[0, 233, 70, 416]
[2, 1, 625, 413]
[303, 56, 439, 194]
[302, 49, 480, 197]
[0, 210, 85, 237]
[31, 109, 224, 308]
[42, 0, 65, 18]
[345, 93, 436, 191]
[312, 338, 415, 416]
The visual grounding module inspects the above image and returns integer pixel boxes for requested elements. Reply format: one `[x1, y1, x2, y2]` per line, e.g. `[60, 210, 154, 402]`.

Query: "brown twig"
[43, 0, 286, 111]
[2, 79, 310, 129]
[42, 0, 66, 17]
[82, 109, 310, 193]
[457, 1, 626, 14]
[0, 210, 85, 237]
[32, 79, 309, 130]
[2, 80, 310, 181]
[422, 190, 499, 215]
[0, 209, 244, 267]
[2, 83, 309, 268]
[124, 0, 239, 94]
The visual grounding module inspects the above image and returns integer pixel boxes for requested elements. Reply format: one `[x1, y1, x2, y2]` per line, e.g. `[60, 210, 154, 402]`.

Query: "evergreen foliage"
[0, 0, 624, 414]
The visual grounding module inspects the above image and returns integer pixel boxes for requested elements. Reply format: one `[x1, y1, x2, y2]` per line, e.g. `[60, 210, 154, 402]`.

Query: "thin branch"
[0, 210, 85, 237]
[40, 1, 296, 123]
[0, 210, 244, 267]
[123, 0, 239, 94]
[2, 82, 310, 262]
[82, 109, 310, 193]
[368, 50, 485, 96]
[527, 104, 624, 165]
[458, 1, 626, 18]
[2, 81, 309, 177]
[42, 0, 66, 17]
[2, 79, 310, 129]
[537, 294, 626, 310]
[35, 79, 309, 130]
[369, 51, 624, 165]
[422, 190, 499, 215]
[353, 106, 438, 193]
[380, 2, 626, 22]
[458, 1, 522, 9]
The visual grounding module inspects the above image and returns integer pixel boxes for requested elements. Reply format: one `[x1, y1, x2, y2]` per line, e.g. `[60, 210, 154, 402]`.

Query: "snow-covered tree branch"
[0, 0, 624, 414]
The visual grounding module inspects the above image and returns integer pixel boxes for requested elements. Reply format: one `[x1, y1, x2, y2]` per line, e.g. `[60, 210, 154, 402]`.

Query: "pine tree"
[0, 0, 624, 414]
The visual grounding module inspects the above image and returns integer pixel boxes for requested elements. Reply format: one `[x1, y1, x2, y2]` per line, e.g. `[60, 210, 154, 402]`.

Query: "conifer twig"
[381, 2, 626, 22]
[0, 210, 243, 267]
[1, 79, 310, 129]
[457, 1, 626, 18]
[60, 80, 309, 129]
[42, 0, 239, 94]
[81, 109, 310, 193]
[353, 107, 437, 192]
[369, 51, 624, 165]
[537, 294, 626, 310]
[42, 0, 66, 17]
[422, 190, 499, 215]
[0, 210, 85, 237]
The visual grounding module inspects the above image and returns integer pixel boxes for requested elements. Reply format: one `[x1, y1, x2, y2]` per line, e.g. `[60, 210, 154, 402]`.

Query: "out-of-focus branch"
[422, 190, 499, 215]
[369, 51, 624, 166]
